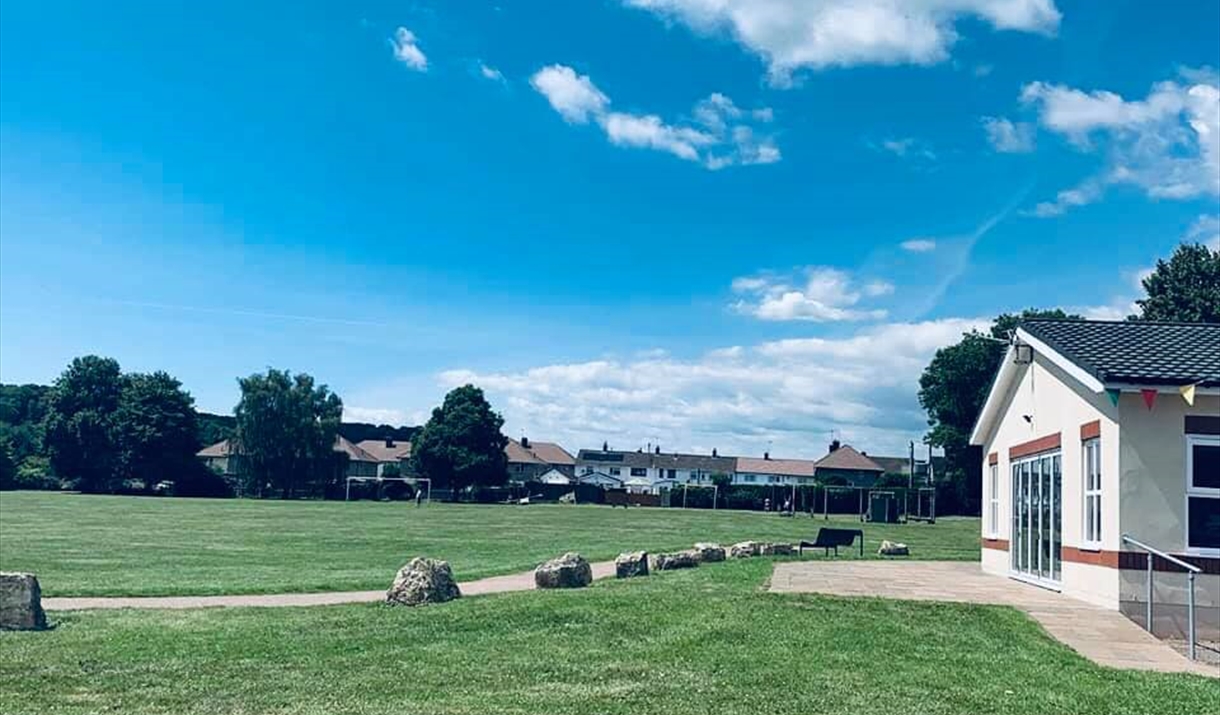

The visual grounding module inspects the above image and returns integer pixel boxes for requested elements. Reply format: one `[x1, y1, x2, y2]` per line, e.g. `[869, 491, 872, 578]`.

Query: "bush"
[13, 457, 60, 491]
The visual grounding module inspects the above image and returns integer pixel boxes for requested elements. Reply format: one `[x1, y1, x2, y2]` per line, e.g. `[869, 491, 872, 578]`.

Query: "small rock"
[878, 540, 910, 557]
[729, 541, 759, 558]
[758, 542, 794, 556]
[615, 551, 649, 579]
[0, 573, 47, 631]
[385, 558, 461, 606]
[535, 552, 593, 589]
[692, 543, 726, 563]
[649, 550, 700, 571]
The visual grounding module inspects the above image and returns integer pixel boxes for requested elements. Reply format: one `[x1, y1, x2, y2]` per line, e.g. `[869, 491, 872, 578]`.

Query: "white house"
[576, 471, 623, 489]
[574, 448, 736, 489]
[969, 319, 1219, 639]
[734, 455, 816, 486]
[535, 468, 572, 485]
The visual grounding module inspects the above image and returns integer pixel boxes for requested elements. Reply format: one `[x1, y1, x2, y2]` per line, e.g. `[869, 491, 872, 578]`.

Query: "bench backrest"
[814, 528, 862, 546]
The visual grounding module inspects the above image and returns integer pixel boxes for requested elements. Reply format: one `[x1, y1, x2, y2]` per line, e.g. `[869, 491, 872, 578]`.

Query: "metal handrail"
[1121, 533, 1200, 661]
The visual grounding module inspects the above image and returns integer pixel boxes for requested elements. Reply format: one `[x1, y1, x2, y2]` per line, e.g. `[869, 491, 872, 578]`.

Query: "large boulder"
[0, 573, 47, 630]
[535, 552, 593, 589]
[729, 541, 759, 558]
[649, 550, 700, 571]
[878, 540, 910, 557]
[692, 543, 726, 563]
[385, 558, 462, 606]
[615, 551, 649, 579]
[758, 542, 794, 556]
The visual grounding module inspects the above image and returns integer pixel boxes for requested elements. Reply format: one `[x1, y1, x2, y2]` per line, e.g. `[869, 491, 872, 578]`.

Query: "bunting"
[1106, 388, 1121, 407]
[1180, 383, 1197, 406]
[1140, 389, 1158, 411]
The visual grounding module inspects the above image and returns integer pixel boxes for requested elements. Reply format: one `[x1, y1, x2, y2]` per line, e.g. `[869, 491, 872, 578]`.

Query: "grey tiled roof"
[1021, 319, 1220, 387]
[576, 449, 737, 472]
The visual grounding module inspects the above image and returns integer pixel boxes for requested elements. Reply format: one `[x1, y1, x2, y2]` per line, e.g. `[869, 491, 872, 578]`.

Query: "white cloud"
[1022, 73, 1220, 215]
[1186, 214, 1220, 251]
[623, 0, 1060, 83]
[731, 267, 891, 322]
[390, 27, 428, 71]
[530, 65, 779, 169]
[344, 406, 409, 426]
[529, 65, 609, 124]
[479, 63, 505, 82]
[982, 116, 1035, 153]
[875, 137, 936, 161]
[900, 238, 937, 252]
[433, 318, 989, 458]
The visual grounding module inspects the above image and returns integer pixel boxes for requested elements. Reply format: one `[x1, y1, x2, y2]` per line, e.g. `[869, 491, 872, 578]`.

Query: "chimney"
[655, 445, 661, 455]
[385, 437, 395, 448]
[764, 451, 770, 460]
[829, 439, 841, 453]
[712, 448, 717, 457]
[603, 440, 608, 452]
[520, 436, 530, 449]
[861, 451, 867, 457]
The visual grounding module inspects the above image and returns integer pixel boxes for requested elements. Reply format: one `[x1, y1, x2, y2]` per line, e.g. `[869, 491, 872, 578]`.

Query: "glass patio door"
[1010, 452, 1061, 585]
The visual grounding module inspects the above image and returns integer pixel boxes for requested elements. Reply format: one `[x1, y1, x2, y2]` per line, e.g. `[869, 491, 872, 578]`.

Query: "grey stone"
[878, 540, 910, 557]
[615, 551, 649, 579]
[385, 558, 461, 606]
[729, 541, 759, 558]
[0, 573, 47, 630]
[649, 550, 700, 571]
[692, 543, 726, 563]
[535, 552, 593, 589]
[758, 542, 794, 556]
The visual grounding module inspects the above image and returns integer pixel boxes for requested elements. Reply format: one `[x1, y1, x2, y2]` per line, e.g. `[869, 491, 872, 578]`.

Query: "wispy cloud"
[982, 116, 1036, 153]
[479, 63, 505, 83]
[900, 239, 937, 253]
[390, 27, 428, 71]
[730, 267, 891, 322]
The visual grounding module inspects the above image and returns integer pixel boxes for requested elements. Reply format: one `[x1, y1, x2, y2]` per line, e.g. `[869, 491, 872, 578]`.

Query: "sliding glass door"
[1010, 452, 1061, 585]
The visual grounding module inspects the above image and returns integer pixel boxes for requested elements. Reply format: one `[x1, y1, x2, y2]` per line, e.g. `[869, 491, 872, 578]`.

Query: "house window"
[1186, 435, 1220, 552]
[582, 466, 592, 475]
[987, 463, 1000, 537]
[743, 474, 756, 483]
[1082, 438, 1102, 549]
[630, 467, 647, 477]
[609, 467, 621, 477]
[667, 469, 677, 479]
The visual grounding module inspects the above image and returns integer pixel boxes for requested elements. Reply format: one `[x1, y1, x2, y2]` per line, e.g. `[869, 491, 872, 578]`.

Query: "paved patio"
[770, 560, 1217, 678]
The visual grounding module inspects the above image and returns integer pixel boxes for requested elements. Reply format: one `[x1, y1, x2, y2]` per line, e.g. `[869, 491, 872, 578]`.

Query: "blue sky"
[1, 0, 1218, 458]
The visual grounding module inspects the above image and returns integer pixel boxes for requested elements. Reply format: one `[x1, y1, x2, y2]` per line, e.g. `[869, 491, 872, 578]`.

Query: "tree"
[1132, 242, 1220, 323]
[116, 371, 201, 492]
[42, 356, 125, 493]
[233, 369, 343, 498]
[410, 385, 508, 496]
[918, 309, 1081, 514]
[0, 439, 15, 490]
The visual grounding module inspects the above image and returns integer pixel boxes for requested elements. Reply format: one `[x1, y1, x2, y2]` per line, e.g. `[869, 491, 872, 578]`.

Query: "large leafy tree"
[1132, 242, 1220, 323]
[42, 356, 125, 493]
[116, 371, 201, 493]
[0, 383, 51, 465]
[233, 369, 343, 498]
[918, 309, 1080, 513]
[411, 384, 508, 495]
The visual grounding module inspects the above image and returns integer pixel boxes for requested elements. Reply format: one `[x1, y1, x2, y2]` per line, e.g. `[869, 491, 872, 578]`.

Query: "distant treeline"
[195, 411, 417, 449]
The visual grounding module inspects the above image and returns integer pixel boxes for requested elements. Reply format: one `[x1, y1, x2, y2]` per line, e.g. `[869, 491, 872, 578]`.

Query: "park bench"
[798, 527, 864, 557]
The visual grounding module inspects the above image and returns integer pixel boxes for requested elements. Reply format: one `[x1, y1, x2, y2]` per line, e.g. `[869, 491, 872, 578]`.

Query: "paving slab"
[770, 560, 1217, 678]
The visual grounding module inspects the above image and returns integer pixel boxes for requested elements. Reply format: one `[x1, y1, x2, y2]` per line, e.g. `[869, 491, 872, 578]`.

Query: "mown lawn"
[1, 559, 1216, 715]
[0, 491, 980, 596]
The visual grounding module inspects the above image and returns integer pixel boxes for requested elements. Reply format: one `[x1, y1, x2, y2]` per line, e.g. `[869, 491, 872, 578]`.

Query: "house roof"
[197, 436, 380, 463]
[1021, 319, 1220, 388]
[869, 456, 909, 475]
[577, 470, 623, 485]
[355, 439, 413, 463]
[506, 439, 575, 466]
[576, 449, 737, 472]
[735, 456, 816, 477]
[812, 445, 885, 473]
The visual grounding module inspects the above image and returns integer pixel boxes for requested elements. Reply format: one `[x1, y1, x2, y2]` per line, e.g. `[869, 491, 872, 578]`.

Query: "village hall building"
[970, 319, 1219, 637]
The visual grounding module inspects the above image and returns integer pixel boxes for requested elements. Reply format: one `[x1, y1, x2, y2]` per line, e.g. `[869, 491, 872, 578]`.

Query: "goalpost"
[678, 482, 719, 510]
[345, 476, 432, 503]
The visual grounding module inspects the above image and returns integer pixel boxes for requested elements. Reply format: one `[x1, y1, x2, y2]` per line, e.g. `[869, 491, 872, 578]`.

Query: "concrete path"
[43, 561, 617, 611]
[770, 560, 1217, 678]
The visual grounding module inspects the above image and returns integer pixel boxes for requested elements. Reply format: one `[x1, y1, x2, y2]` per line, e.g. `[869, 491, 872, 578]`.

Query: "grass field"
[0, 492, 980, 597]
[2, 559, 1216, 715]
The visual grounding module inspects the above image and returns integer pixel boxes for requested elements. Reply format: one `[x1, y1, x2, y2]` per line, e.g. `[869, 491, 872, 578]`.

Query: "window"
[582, 466, 593, 475]
[667, 469, 677, 479]
[987, 463, 1000, 537]
[609, 467, 621, 477]
[630, 467, 647, 477]
[1082, 438, 1101, 549]
[743, 474, 756, 483]
[1186, 435, 1220, 552]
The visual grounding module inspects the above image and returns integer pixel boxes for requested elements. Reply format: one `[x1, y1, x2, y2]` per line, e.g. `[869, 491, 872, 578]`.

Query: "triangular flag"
[1106, 388, 1121, 407]
[1180, 383, 1197, 406]
[1141, 389, 1158, 411]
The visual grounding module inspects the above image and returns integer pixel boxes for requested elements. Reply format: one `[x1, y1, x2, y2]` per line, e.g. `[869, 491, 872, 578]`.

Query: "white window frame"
[1081, 438, 1102, 550]
[1185, 434, 1220, 556]
[987, 463, 1000, 537]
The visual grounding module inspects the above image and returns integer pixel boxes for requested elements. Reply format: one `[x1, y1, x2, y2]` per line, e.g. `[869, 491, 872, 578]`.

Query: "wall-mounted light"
[1014, 344, 1033, 364]
[1022, 414, 1033, 424]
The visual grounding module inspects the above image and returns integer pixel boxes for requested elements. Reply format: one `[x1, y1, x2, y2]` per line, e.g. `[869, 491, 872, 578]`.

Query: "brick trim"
[1185, 415, 1220, 435]
[1009, 432, 1062, 460]
[982, 538, 1009, 551]
[1059, 549, 1220, 575]
[1062, 547, 1118, 568]
[988, 452, 998, 466]
[1080, 420, 1100, 441]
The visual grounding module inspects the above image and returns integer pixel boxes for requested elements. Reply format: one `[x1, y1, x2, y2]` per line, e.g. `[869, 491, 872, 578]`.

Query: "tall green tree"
[116, 371, 201, 492]
[233, 369, 343, 498]
[410, 384, 508, 496]
[918, 309, 1081, 513]
[0, 439, 15, 490]
[1132, 242, 1220, 322]
[42, 356, 125, 493]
